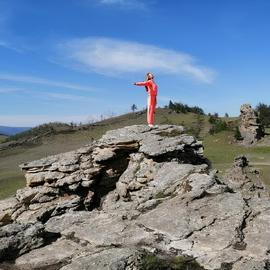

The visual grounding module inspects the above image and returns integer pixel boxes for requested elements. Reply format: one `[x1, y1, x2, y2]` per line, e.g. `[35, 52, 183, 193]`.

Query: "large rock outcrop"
[239, 104, 264, 145]
[0, 125, 270, 270]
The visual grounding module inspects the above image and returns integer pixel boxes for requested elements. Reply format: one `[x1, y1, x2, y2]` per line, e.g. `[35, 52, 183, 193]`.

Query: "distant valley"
[0, 126, 31, 136]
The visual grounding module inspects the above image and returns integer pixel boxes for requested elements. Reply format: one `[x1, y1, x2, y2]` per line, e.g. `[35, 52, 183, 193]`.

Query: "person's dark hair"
[146, 72, 154, 80]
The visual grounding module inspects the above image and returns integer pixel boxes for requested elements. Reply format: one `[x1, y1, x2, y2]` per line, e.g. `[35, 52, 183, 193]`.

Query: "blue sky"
[1, 0, 270, 126]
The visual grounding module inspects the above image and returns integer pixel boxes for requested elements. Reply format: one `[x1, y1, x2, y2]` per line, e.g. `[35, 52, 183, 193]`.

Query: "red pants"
[147, 95, 156, 125]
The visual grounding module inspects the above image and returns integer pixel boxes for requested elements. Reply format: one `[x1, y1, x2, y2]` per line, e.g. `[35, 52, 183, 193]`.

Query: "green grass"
[204, 130, 270, 186]
[0, 172, 25, 199]
[265, 127, 270, 133]
[140, 253, 204, 270]
[0, 135, 7, 143]
[0, 108, 269, 200]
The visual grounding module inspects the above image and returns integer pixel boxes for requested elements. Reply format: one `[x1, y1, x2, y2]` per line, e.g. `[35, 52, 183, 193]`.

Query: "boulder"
[0, 222, 57, 262]
[239, 104, 264, 145]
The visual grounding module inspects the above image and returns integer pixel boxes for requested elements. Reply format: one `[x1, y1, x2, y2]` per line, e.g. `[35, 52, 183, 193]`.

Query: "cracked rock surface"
[0, 125, 270, 270]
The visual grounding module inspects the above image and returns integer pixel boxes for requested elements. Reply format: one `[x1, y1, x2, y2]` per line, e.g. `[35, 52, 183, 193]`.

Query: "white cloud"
[98, 0, 146, 9]
[59, 37, 216, 84]
[0, 73, 99, 92]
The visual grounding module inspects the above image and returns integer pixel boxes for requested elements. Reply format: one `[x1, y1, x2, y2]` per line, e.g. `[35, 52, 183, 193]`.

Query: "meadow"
[0, 108, 269, 199]
[0, 135, 7, 143]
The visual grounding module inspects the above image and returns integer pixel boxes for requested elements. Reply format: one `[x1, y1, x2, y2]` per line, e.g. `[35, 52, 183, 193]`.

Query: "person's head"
[146, 72, 154, 80]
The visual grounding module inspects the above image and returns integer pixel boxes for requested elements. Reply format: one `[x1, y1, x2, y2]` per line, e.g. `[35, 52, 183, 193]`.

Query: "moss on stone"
[140, 252, 205, 270]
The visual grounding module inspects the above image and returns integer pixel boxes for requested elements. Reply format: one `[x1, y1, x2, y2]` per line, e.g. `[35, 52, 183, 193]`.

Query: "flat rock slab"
[59, 248, 139, 270]
[9, 239, 83, 270]
[46, 210, 153, 248]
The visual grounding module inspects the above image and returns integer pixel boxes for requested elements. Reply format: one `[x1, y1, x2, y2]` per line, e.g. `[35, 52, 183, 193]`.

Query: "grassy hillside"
[0, 108, 269, 199]
[203, 131, 270, 185]
[0, 135, 8, 143]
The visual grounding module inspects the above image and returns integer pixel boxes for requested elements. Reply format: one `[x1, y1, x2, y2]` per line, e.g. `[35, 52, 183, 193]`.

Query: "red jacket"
[135, 79, 158, 96]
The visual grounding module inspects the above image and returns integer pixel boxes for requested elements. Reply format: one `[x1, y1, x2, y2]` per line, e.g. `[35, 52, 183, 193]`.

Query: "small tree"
[167, 100, 204, 115]
[225, 113, 229, 118]
[208, 114, 217, 124]
[256, 103, 270, 127]
[168, 100, 174, 110]
[192, 106, 205, 115]
[131, 104, 137, 113]
[208, 113, 228, 134]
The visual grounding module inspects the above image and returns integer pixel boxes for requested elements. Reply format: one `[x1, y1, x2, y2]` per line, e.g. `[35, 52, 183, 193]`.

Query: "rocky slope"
[0, 125, 270, 270]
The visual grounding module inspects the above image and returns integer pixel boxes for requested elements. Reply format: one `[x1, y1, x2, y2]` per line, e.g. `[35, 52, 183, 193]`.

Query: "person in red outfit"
[133, 72, 158, 127]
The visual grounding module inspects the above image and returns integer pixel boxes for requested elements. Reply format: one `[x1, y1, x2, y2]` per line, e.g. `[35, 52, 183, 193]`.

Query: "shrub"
[256, 102, 270, 127]
[208, 115, 217, 124]
[208, 114, 228, 134]
[140, 252, 205, 270]
[234, 126, 243, 140]
[167, 101, 204, 115]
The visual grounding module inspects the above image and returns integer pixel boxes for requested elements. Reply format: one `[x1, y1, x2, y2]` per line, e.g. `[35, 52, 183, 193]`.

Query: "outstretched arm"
[133, 81, 151, 87]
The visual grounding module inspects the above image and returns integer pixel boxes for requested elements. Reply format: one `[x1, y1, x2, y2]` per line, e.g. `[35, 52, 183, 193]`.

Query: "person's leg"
[147, 95, 151, 125]
[148, 95, 156, 125]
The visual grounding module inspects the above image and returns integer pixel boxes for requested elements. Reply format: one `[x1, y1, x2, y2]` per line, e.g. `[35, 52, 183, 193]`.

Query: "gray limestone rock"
[59, 248, 141, 270]
[0, 197, 20, 226]
[12, 239, 83, 270]
[1, 125, 270, 269]
[0, 222, 47, 261]
[239, 104, 264, 145]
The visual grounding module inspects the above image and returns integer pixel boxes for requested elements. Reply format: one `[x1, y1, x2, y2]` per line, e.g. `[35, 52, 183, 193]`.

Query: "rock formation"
[239, 104, 264, 145]
[0, 125, 270, 270]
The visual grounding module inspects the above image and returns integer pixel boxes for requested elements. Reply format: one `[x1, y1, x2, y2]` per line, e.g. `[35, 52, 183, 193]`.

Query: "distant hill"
[0, 126, 31, 136]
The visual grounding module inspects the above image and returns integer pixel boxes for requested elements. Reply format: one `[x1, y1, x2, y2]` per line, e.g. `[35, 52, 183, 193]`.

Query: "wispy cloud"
[59, 37, 216, 84]
[0, 73, 99, 92]
[0, 40, 24, 52]
[97, 0, 146, 9]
